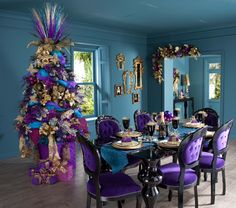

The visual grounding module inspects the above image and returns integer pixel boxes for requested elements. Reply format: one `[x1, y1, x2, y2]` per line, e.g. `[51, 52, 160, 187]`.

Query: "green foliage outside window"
[209, 73, 221, 100]
[74, 51, 95, 116]
[215, 74, 221, 99]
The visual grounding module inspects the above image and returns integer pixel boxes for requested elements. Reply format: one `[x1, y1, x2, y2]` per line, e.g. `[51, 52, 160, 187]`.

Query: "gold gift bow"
[39, 123, 60, 161]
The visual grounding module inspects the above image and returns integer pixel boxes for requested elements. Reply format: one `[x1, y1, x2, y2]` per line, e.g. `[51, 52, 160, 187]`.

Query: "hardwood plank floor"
[1, 140, 236, 208]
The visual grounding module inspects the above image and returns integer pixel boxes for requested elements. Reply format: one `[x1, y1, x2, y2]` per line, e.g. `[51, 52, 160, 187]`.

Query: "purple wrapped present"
[38, 142, 76, 169]
[56, 164, 73, 182]
[31, 174, 58, 185]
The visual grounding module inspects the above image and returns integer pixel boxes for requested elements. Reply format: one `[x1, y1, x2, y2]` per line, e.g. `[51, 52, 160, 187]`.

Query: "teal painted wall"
[189, 57, 204, 111]
[0, 11, 147, 159]
[147, 27, 236, 138]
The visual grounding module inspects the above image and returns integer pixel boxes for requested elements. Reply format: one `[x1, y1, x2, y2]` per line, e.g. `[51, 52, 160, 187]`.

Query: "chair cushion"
[87, 172, 141, 197]
[199, 152, 225, 170]
[160, 163, 197, 187]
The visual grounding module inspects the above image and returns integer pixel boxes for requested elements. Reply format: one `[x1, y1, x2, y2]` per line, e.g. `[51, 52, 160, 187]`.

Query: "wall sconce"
[116, 53, 125, 70]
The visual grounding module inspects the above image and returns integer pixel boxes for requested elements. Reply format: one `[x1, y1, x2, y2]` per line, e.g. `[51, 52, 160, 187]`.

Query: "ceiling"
[1, 0, 236, 35]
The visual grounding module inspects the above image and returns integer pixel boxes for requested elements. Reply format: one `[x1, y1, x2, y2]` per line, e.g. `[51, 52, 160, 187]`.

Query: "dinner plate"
[158, 140, 181, 148]
[183, 122, 205, 128]
[116, 131, 142, 138]
[112, 140, 143, 150]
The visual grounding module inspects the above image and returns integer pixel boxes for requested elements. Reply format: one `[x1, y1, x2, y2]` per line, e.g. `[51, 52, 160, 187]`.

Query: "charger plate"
[183, 122, 205, 129]
[112, 140, 143, 150]
[116, 131, 142, 138]
[158, 140, 181, 148]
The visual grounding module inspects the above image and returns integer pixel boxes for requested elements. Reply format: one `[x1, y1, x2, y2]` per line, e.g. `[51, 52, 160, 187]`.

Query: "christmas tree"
[15, 3, 85, 166]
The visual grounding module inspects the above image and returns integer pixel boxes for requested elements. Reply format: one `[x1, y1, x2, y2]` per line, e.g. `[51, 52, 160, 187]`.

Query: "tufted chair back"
[179, 127, 207, 168]
[78, 135, 101, 177]
[134, 110, 152, 134]
[194, 108, 219, 130]
[95, 115, 121, 145]
[213, 119, 233, 154]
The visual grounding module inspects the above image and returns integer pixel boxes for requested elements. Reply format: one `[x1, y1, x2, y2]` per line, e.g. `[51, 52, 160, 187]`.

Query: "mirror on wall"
[133, 56, 144, 90]
[163, 54, 222, 120]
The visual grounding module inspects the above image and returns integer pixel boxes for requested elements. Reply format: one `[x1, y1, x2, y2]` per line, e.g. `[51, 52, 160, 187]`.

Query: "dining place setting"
[78, 109, 233, 208]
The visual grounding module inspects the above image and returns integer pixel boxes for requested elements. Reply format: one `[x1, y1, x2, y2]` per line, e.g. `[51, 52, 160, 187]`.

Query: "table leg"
[138, 159, 163, 208]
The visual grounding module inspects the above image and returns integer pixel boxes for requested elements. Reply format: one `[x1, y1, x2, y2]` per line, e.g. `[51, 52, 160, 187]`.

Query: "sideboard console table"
[173, 97, 194, 119]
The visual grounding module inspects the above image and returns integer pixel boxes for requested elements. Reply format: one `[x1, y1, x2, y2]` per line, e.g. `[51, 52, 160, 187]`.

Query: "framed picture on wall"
[132, 93, 140, 104]
[114, 84, 123, 96]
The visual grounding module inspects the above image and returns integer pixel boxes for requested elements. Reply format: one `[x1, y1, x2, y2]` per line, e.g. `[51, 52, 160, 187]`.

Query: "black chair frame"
[193, 107, 219, 130]
[200, 119, 233, 204]
[78, 136, 142, 208]
[159, 127, 207, 208]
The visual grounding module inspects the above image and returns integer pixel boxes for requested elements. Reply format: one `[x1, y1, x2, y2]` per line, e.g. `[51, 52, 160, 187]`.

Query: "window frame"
[207, 60, 221, 101]
[72, 44, 100, 118]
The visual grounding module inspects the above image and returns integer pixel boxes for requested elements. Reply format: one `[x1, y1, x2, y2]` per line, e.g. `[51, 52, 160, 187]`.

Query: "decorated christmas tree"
[15, 3, 86, 184]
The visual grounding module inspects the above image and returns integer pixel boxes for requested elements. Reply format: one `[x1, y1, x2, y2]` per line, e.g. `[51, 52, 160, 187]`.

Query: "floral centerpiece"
[152, 44, 200, 84]
[15, 3, 86, 184]
[156, 110, 173, 124]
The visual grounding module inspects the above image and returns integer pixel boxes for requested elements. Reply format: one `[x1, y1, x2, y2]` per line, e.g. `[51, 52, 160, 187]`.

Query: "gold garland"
[152, 44, 200, 84]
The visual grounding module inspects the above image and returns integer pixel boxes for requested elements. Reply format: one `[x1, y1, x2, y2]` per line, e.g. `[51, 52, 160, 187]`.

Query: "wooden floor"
[1, 140, 236, 208]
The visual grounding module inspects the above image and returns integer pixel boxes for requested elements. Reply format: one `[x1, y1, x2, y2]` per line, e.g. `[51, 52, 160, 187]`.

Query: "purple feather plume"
[32, 3, 66, 42]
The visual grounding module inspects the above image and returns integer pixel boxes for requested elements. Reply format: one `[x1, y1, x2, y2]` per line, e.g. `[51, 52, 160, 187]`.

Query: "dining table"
[100, 125, 211, 208]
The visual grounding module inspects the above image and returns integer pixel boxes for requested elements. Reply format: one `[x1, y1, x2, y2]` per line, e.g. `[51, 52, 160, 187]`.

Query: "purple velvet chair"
[95, 115, 141, 171]
[194, 108, 219, 151]
[134, 110, 152, 134]
[95, 115, 121, 146]
[199, 119, 233, 204]
[159, 127, 207, 208]
[194, 108, 219, 131]
[78, 136, 142, 208]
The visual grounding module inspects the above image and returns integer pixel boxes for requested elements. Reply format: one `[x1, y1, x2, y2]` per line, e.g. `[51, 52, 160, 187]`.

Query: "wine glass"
[152, 112, 157, 122]
[174, 109, 179, 117]
[147, 122, 156, 141]
[122, 117, 130, 131]
[172, 117, 179, 133]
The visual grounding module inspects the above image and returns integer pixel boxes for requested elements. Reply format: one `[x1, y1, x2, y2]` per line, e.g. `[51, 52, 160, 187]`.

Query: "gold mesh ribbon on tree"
[39, 123, 60, 161]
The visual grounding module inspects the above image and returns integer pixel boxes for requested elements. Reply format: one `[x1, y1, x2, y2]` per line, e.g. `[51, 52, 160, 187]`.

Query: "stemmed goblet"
[147, 122, 156, 141]
[172, 117, 179, 133]
[152, 112, 157, 122]
[122, 117, 130, 132]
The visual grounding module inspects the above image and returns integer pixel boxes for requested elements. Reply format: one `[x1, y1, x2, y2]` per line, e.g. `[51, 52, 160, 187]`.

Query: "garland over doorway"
[152, 44, 200, 84]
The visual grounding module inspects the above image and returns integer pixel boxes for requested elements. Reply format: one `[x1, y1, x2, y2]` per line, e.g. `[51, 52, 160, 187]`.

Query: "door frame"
[201, 51, 225, 124]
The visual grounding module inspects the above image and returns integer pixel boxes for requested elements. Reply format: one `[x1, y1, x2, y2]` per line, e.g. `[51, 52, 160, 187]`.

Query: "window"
[209, 73, 221, 99]
[208, 62, 221, 100]
[73, 45, 98, 117]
